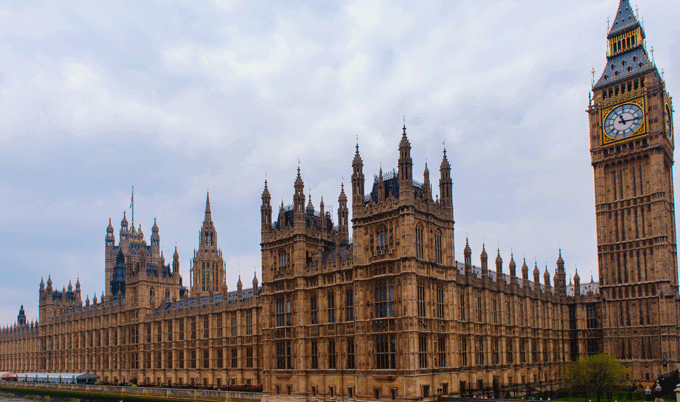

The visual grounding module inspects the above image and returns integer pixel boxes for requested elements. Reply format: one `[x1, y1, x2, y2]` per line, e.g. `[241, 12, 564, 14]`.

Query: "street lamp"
[645, 386, 652, 401]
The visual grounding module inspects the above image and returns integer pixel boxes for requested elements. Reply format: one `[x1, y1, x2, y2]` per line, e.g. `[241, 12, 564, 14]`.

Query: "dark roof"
[593, 47, 655, 90]
[608, 0, 640, 38]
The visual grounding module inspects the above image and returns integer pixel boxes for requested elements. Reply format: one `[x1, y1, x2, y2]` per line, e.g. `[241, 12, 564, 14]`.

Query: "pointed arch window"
[376, 225, 389, 253]
[416, 224, 424, 259]
[434, 230, 442, 264]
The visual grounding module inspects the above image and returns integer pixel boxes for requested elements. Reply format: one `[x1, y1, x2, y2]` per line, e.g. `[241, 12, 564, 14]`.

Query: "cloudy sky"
[1, 0, 679, 325]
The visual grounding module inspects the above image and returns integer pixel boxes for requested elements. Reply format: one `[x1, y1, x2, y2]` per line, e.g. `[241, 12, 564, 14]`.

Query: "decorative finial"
[651, 46, 654, 64]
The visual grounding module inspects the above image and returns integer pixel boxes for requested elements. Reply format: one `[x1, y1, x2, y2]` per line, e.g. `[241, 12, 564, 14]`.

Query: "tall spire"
[608, 0, 640, 38]
[130, 186, 135, 227]
[204, 191, 212, 222]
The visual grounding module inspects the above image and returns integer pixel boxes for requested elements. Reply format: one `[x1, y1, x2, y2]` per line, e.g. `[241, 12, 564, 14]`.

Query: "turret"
[237, 275, 243, 301]
[495, 249, 503, 274]
[75, 278, 81, 301]
[17, 305, 26, 326]
[253, 272, 259, 291]
[554, 249, 566, 292]
[39, 278, 45, 298]
[173, 246, 180, 274]
[293, 167, 305, 227]
[533, 261, 540, 284]
[261, 180, 272, 231]
[574, 269, 581, 297]
[319, 197, 326, 232]
[338, 184, 349, 243]
[439, 148, 453, 218]
[46, 275, 52, 292]
[480, 243, 488, 276]
[150, 217, 160, 254]
[521, 257, 529, 281]
[377, 166, 385, 202]
[463, 237, 472, 269]
[544, 265, 551, 288]
[120, 211, 129, 243]
[422, 163, 431, 201]
[351, 143, 365, 211]
[106, 218, 115, 247]
[398, 124, 414, 202]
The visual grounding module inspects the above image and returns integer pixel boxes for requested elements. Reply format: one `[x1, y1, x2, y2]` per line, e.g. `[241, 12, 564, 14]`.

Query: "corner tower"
[589, 0, 677, 377]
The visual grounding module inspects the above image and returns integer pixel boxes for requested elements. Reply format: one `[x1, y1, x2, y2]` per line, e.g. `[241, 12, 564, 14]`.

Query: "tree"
[563, 353, 633, 402]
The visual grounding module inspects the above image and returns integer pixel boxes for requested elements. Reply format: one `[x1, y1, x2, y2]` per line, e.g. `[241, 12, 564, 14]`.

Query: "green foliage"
[563, 354, 633, 401]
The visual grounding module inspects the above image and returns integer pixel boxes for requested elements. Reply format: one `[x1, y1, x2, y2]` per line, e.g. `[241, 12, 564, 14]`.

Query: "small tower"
[398, 124, 414, 202]
[533, 261, 540, 284]
[422, 163, 432, 201]
[253, 271, 259, 291]
[554, 249, 566, 292]
[293, 167, 305, 228]
[351, 143, 365, 212]
[338, 184, 349, 244]
[544, 265, 551, 288]
[150, 217, 160, 256]
[508, 253, 516, 277]
[574, 269, 581, 297]
[237, 275, 243, 301]
[106, 218, 115, 247]
[173, 246, 180, 275]
[463, 238, 472, 271]
[261, 180, 272, 232]
[120, 211, 129, 243]
[495, 249, 503, 274]
[521, 257, 529, 281]
[17, 305, 26, 326]
[439, 148, 453, 219]
[480, 243, 488, 276]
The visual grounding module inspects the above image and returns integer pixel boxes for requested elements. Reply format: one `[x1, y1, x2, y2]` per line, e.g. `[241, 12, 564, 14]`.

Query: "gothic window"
[203, 316, 209, 339]
[278, 251, 289, 271]
[230, 313, 237, 336]
[376, 225, 389, 253]
[246, 347, 253, 368]
[216, 315, 222, 338]
[310, 294, 317, 324]
[506, 338, 514, 364]
[376, 335, 396, 369]
[328, 340, 336, 369]
[246, 311, 253, 335]
[436, 286, 444, 319]
[416, 224, 424, 259]
[460, 336, 468, 366]
[346, 289, 354, 321]
[231, 348, 237, 368]
[328, 292, 335, 323]
[347, 338, 355, 369]
[419, 335, 428, 368]
[417, 284, 426, 318]
[492, 337, 499, 365]
[276, 298, 291, 327]
[460, 293, 466, 322]
[311, 340, 318, 369]
[437, 336, 446, 368]
[477, 295, 483, 322]
[434, 230, 442, 264]
[476, 337, 484, 365]
[375, 281, 394, 318]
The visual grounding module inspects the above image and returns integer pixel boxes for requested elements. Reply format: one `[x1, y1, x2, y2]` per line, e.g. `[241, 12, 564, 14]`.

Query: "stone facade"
[0, 1, 678, 401]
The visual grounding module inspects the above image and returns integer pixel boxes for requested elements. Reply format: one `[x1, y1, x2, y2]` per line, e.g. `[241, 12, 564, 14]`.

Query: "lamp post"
[645, 386, 652, 401]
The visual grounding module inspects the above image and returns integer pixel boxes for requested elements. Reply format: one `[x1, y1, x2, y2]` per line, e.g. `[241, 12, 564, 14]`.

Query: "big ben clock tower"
[589, 0, 678, 378]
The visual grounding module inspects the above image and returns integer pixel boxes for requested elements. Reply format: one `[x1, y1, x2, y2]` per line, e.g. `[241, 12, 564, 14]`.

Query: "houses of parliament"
[0, 1, 678, 400]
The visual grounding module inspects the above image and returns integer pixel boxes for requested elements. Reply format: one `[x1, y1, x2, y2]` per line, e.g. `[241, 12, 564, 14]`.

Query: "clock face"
[604, 104, 644, 139]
